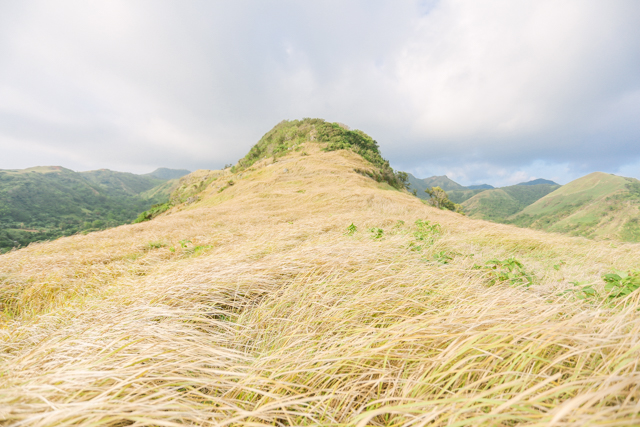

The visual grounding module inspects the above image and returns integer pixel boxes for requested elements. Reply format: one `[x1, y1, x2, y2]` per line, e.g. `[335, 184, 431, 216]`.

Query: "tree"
[425, 186, 464, 214]
[395, 171, 410, 190]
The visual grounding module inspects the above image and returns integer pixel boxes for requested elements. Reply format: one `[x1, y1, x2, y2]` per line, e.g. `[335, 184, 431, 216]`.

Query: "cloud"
[0, 0, 638, 186]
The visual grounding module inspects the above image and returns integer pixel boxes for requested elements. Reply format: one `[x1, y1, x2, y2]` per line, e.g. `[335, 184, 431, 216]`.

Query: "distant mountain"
[145, 168, 191, 180]
[467, 184, 494, 190]
[461, 183, 561, 221]
[517, 178, 559, 186]
[509, 172, 640, 241]
[407, 173, 465, 199]
[0, 167, 180, 252]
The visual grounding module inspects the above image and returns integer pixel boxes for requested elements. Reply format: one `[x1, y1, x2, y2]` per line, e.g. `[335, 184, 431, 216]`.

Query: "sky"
[0, 1, 639, 187]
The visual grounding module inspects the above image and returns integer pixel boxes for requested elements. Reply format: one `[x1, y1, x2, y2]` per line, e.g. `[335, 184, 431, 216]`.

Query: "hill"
[467, 183, 494, 190]
[461, 183, 561, 221]
[407, 173, 465, 198]
[510, 172, 640, 241]
[2, 120, 640, 424]
[516, 178, 559, 186]
[0, 167, 183, 251]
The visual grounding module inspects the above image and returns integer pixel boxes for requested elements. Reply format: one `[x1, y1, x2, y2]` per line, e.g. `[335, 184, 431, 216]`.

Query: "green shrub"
[603, 270, 640, 299]
[409, 220, 442, 252]
[369, 227, 384, 239]
[133, 202, 172, 223]
[345, 223, 358, 236]
[474, 257, 534, 287]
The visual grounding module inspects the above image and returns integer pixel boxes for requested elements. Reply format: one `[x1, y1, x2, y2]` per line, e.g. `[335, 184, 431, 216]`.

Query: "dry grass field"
[2, 145, 640, 426]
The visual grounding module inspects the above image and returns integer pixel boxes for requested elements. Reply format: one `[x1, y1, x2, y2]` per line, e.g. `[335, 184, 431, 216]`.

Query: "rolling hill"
[2, 119, 640, 425]
[0, 167, 187, 251]
[461, 183, 561, 221]
[510, 172, 640, 241]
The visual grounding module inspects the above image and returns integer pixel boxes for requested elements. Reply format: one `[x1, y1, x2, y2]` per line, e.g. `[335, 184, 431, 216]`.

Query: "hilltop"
[516, 178, 559, 186]
[2, 120, 640, 425]
[0, 167, 188, 251]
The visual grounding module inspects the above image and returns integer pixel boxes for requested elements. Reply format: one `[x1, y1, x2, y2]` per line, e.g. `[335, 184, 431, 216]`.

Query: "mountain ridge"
[2, 120, 640, 423]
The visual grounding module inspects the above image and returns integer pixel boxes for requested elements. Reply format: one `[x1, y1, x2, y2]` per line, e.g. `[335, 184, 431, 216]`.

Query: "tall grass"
[1, 146, 640, 425]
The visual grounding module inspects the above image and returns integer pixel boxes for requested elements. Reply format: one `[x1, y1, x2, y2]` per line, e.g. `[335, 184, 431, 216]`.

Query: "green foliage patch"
[345, 223, 358, 236]
[474, 257, 535, 287]
[603, 270, 640, 299]
[368, 227, 384, 239]
[134, 202, 173, 223]
[409, 220, 442, 252]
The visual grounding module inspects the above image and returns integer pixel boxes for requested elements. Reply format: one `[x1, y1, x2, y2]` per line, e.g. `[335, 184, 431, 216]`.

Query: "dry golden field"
[2, 145, 640, 426]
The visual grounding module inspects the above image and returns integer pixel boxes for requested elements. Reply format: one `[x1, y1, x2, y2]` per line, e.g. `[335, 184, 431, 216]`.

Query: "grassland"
[2, 143, 640, 425]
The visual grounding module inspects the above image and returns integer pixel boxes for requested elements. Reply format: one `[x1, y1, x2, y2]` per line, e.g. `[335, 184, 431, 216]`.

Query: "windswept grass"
[2, 147, 640, 425]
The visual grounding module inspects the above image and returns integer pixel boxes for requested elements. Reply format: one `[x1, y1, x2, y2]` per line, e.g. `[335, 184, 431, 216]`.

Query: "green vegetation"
[562, 270, 640, 303]
[603, 270, 640, 299]
[408, 219, 441, 251]
[447, 188, 487, 204]
[345, 223, 358, 235]
[133, 202, 173, 223]
[0, 167, 184, 251]
[239, 118, 408, 189]
[509, 173, 640, 241]
[424, 186, 464, 213]
[368, 227, 384, 239]
[461, 184, 560, 221]
[474, 257, 535, 287]
[407, 173, 466, 197]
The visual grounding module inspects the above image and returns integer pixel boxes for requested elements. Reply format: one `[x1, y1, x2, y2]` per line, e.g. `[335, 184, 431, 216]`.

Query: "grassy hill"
[2, 120, 640, 425]
[407, 173, 465, 198]
[461, 183, 561, 221]
[0, 167, 186, 252]
[510, 172, 640, 241]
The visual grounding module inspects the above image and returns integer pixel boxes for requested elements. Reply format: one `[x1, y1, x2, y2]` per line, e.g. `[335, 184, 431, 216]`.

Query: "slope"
[462, 183, 561, 221]
[2, 124, 640, 425]
[510, 172, 640, 241]
[0, 167, 184, 251]
[407, 173, 465, 199]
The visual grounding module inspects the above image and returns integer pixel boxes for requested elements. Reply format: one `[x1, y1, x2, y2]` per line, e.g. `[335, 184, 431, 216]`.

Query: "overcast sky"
[1, 1, 639, 186]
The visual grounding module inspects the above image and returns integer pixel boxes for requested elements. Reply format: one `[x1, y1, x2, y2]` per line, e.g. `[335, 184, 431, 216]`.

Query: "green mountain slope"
[0, 167, 187, 252]
[510, 172, 640, 241]
[462, 184, 560, 221]
[80, 169, 165, 196]
[408, 173, 465, 199]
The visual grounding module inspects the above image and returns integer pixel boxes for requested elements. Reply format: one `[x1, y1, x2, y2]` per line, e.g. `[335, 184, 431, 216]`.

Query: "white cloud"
[0, 0, 638, 184]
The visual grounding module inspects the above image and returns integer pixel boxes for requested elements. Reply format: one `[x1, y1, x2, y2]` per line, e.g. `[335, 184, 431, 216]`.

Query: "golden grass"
[2, 146, 640, 425]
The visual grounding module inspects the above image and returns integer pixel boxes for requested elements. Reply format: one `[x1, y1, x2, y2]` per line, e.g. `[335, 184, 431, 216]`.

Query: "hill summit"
[2, 120, 640, 425]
